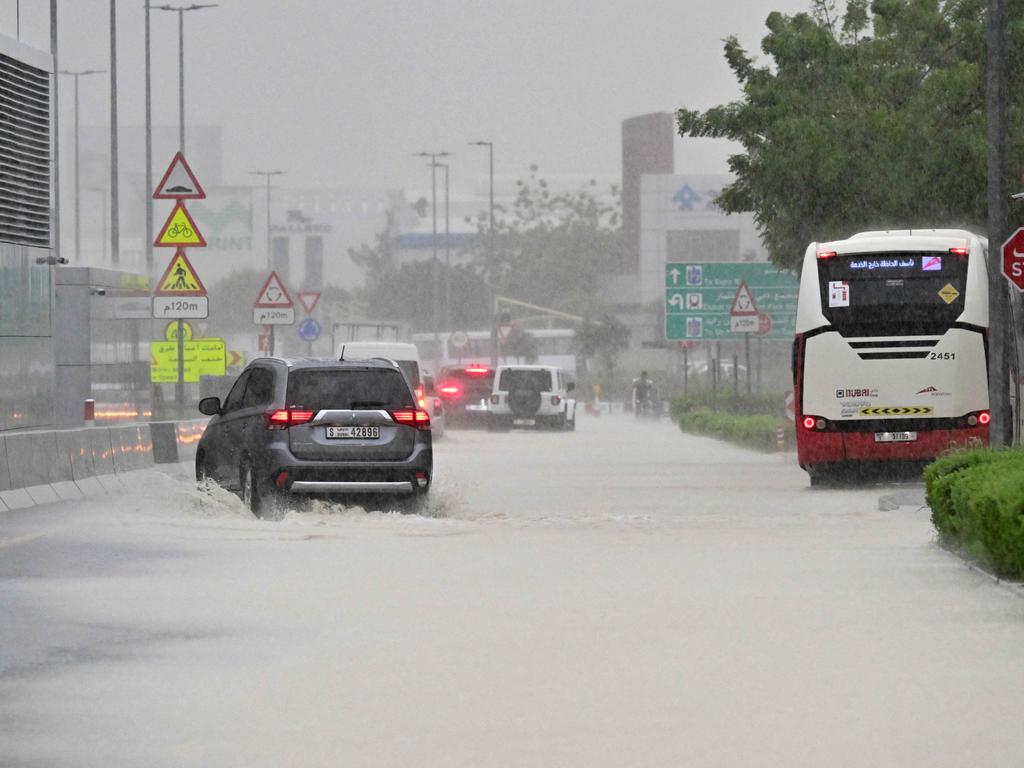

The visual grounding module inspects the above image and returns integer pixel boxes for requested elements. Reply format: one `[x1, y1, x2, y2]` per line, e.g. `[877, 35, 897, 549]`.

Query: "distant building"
[621, 113, 674, 274]
[0, 34, 55, 431]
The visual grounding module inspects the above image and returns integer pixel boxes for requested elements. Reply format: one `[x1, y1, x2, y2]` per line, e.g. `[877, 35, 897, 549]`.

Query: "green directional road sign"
[665, 262, 799, 341]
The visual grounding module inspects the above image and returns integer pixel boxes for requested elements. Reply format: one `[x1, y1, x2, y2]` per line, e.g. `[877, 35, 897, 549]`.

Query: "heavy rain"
[2, 1, 1024, 766]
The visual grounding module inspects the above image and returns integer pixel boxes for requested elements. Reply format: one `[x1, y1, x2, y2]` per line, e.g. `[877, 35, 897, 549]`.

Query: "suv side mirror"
[566, 382, 575, 392]
[198, 396, 222, 416]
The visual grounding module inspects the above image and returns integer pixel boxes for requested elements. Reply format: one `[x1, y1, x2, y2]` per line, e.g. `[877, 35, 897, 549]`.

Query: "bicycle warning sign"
[154, 200, 206, 247]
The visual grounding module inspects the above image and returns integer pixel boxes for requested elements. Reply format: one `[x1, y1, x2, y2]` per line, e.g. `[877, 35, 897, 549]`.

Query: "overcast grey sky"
[9, 0, 810, 191]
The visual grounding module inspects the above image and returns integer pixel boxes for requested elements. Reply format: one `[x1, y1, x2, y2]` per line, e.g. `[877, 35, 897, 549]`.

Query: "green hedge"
[669, 391, 784, 420]
[675, 407, 794, 452]
[925, 448, 1024, 578]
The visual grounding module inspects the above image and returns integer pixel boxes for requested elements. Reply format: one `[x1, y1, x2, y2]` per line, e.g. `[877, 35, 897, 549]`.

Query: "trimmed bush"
[675, 407, 793, 452]
[670, 391, 783, 421]
[925, 447, 1024, 579]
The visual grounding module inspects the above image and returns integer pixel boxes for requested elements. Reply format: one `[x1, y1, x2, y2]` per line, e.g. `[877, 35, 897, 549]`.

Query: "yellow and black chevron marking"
[858, 406, 934, 417]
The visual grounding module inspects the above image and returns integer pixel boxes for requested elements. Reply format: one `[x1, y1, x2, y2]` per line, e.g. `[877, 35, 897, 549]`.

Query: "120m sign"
[152, 296, 209, 319]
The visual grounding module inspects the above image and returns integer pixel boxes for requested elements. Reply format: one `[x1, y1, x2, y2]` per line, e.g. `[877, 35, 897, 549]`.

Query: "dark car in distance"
[436, 364, 496, 426]
[195, 358, 433, 517]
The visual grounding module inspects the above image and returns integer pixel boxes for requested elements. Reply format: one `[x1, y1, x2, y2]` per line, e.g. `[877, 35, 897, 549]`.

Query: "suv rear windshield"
[818, 252, 968, 337]
[498, 369, 553, 391]
[286, 368, 414, 411]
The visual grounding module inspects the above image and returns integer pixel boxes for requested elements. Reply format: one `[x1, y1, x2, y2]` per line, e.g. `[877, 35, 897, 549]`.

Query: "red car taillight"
[391, 409, 431, 429]
[265, 409, 315, 430]
[439, 381, 463, 399]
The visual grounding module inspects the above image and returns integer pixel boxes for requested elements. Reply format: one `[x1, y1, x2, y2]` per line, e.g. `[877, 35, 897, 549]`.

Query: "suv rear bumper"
[262, 443, 432, 495]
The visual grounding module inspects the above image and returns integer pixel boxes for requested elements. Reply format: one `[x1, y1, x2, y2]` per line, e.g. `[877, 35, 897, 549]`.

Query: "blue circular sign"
[298, 317, 321, 342]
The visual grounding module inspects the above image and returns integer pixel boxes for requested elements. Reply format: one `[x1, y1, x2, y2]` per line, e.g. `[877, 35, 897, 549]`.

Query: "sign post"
[152, 153, 206, 416]
[252, 271, 295, 356]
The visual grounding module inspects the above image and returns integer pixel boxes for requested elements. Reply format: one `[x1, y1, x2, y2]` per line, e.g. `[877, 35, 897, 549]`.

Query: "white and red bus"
[793, 229, 991, 483]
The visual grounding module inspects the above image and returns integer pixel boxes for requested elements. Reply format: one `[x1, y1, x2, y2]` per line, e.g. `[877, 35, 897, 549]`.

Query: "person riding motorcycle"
[632, 371, 657, 415]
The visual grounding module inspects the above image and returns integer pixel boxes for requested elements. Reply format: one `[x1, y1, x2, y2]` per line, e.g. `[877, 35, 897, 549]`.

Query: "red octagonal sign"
[1002, 228, 1024, 291]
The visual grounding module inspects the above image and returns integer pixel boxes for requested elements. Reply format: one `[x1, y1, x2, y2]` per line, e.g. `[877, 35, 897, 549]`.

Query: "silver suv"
[196, 358, 433, 517]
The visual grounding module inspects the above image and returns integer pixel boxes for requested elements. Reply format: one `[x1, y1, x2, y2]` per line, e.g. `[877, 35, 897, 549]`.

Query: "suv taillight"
[391, 409, 431, 429]
[415, 384, 426, 409]
[266, 409, 316, 429]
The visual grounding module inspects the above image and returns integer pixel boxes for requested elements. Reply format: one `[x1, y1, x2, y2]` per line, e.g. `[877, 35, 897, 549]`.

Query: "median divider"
[0, 418, 208, 512]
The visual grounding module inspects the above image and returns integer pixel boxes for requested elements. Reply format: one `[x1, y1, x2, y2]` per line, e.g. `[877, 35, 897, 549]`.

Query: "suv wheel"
[241, 458, 282, 519]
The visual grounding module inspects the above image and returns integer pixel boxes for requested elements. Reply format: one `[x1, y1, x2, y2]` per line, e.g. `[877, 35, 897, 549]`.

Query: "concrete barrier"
[0, 418, 202, 511]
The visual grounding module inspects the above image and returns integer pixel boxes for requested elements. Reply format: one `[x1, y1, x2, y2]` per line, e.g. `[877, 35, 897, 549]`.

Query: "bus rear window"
[818, 252, 967, 337]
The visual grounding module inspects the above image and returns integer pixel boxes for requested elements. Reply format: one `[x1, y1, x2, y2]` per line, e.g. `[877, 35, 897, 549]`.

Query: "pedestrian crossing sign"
[154, 200, 206, 247]
[155, 251, 207, 296]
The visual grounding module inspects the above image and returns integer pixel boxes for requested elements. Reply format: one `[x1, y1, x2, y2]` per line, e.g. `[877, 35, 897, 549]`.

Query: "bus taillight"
[816, 250, 837, 260]
[949, 247, 970, 257]
[802, 416, 827, 431]
[978, 410, 991, 425]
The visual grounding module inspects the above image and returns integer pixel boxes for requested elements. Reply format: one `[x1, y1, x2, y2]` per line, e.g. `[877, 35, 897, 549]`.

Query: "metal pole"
[177, 8, 184, 154]
[144, 0, 153, 275]
[109, 0, 119, 266]
[443, 162, 451, 332]
[72, 74, 80, 260]
[732, 353, 739, 398]
[266, 175, 272, 269]
[431, 159, 438, 340]
[50, 0, 60, 263]
[683, 347, 688, 394]
[744, 333, 751, 395]
[987, 0, 1010, 445]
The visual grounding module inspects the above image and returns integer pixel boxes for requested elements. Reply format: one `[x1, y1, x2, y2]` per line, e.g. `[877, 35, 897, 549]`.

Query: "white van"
[336, 341, 445, 436]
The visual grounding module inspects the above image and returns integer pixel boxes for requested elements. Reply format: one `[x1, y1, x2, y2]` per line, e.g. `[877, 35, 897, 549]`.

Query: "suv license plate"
[326, 426, 379, 439]
[513, 418, 536, 426]
[875, 431, 917, 443]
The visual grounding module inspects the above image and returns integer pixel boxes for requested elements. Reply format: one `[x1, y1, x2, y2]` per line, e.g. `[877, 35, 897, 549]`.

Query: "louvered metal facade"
[0, 45, 51, 248]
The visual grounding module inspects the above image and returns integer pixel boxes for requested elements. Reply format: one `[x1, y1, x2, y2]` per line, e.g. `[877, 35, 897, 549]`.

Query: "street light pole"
[470, 141, 496, 366]
[416, 151, 450, 346]
[251, 170, 285, 355]
[987, 0, 1010, 445]
[144, 0, 153, 276]
[155, 4, 218, 155]
[109, 0, 119, 266]
[59, 69, 104, 263]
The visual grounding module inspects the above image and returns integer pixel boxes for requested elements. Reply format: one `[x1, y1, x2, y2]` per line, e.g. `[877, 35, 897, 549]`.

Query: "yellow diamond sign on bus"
[937, 283, 961, 304]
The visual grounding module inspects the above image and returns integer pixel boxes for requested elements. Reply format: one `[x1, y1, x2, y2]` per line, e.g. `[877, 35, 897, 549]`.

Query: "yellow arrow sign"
[155, 200, 206, 247]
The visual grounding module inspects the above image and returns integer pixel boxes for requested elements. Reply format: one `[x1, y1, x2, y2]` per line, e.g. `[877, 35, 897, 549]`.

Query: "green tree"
[467, 165, 622, 316]
[677, 0, 1024, 271]
[575, 314, 631, 376]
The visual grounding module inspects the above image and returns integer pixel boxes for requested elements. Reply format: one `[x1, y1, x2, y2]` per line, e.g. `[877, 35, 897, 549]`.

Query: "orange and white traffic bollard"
[776, 426, 785, 452]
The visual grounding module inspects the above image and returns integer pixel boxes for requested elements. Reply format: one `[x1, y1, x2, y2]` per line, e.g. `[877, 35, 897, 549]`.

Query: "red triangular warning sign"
[254, 271, 294, 308]
[153, 151, 206, 200]
[729, 280, 759, 316]
[154, 250, 207, 296]
[298, 291, 321, 315]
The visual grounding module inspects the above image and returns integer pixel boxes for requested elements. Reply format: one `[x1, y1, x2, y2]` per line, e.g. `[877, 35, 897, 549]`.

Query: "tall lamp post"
[59, 68, 105, 262]
[154, 3, 218, 154]
[251, 170, 286, 355]
[415, 151, 450, 346]
[432, 161, 451, 332]
[470, 140, 496, 366]
[154, 2, 217, 415]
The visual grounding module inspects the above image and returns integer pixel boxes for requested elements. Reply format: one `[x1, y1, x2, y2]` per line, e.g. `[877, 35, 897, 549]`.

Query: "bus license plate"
[326, 426, 379, 439]
[874, 431, 917, 443]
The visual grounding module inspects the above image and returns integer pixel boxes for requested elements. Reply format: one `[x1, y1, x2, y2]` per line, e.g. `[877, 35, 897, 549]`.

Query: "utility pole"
[144, 0, 153, 275]
[415, 151, 450, 352]
[251, 170, 285, 355]
[50, 0, 60, 264]
[109, 0, 119, 266]
[987, 0, 1010, 445]
[471, 141, 496, 366]
[433, 161, 451, 332]
[59, 69, 105, 262]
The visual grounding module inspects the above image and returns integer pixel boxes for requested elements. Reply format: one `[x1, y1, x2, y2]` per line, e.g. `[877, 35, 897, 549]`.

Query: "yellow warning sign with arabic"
[938, 283, 960, 304]
[154, 200, 206, 247]
[150, 338, 226, 383]
[155, 251, 206, 296]
[858, 406, 934, 417]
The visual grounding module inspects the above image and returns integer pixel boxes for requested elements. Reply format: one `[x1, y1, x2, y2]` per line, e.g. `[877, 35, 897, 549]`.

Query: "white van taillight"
[391, 409, 431, 429]
[816, 250, 837, 260]
[266, 409, 315, 429]
[949, 247, 969, 257]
